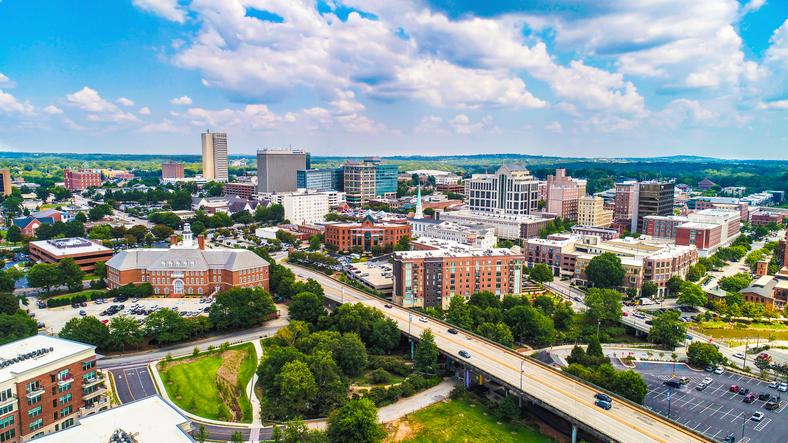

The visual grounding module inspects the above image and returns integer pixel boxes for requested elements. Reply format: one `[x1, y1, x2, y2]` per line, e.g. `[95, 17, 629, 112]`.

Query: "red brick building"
[0, 335, 107, 442]
[161, 161, 185, 180]
[675, 222, 722, 252]
[105, 224, 269, 297]
[28, 238, 114, 272]
[63, 169, 102, 192]
[324, 215, 410, 253]
[223, 182, 257, 200]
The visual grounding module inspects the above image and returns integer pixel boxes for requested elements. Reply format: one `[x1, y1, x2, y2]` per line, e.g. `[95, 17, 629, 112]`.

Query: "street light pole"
[597, 319, 601, 338]
[519, 360, 524, 407]
[409, 313, 414, 360]
[741, 413, 747, 440]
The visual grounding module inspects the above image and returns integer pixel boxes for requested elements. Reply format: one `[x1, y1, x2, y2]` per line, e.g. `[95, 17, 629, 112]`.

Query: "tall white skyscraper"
[201, 130, 228, 182]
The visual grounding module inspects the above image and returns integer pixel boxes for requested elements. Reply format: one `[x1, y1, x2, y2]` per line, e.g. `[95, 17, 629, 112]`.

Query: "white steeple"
[182, 223, 194, 248]
[415, 183, 424, 219]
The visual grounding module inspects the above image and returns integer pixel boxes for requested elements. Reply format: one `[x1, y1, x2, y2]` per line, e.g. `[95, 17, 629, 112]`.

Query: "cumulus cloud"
[66, 86, 139, 122]
[138, 106, 152, 115]
[0, 90, 34, 115]
[448, 114, 493, 134]
[170, 95, 192, 105]
[42, 105, 63, 114]
[545, 121, 563, 133]
[132, 0, 186, 23]
[140, 119, 183, 133]
[0, 73, 15, 88]
[117, 97, 135, 107]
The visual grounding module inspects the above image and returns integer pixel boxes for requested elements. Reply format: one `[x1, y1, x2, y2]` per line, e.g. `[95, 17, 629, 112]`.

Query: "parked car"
[702, 377, 713, 385]
[768, 381, 779, 389]
[758, 392, 771, 401]
[779, 382, 788, 392]
[739, 388, 750, 396]
[722, 434, 735, 443]
[765, 401, 780, 410]
[664, 380, 682, 389]
[743, 394, 755, 403]
[751, 411, 764, 422]
[705, 365, 715, 372]
[36, 301, 46, 309]
[458, 350, 471, 358]
[729, 385, 740, 393]
[78, 310, 86, 316]
[594, 400, 612, 410]
[594, 393, 612, 403]
[714, 367, 725, 374]
[695, 383, 708, 391]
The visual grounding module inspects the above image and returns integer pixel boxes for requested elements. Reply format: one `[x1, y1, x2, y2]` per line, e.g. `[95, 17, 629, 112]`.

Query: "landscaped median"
[155, 343, 258, 423]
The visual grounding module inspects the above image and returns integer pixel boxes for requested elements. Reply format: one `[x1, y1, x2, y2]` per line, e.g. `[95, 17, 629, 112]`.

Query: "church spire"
[415, 183, 424, 219]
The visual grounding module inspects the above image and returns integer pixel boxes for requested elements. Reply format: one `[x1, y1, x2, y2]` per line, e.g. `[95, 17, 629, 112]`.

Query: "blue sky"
[0, 0, 786, 158]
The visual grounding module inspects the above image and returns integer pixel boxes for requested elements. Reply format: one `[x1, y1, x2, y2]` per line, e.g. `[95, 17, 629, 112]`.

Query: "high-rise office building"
[613, 180, 639, 233]
[577, 196, 614, 227]
[341, 158, 397, 206]
[161, 161, 185, 180]
[375, 164, 398, 198]
[201, 131, 228, 182]
[0, 169, 11, 196]
[296, 168, 343, 192]
[546, 169, 581, 221]
[256, 149, 307, 193]
[464, 164, 540, 215]
[636, 181, 675, 232]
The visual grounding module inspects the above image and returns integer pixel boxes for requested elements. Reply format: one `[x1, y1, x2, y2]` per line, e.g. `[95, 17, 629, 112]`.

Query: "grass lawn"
[48, 289, 106, 300]
[389, 398, 554, 443]
[158, 343, 257, 423]
[694, 321, 788, 342]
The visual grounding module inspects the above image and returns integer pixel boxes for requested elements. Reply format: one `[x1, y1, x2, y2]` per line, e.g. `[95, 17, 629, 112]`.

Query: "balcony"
[57, 375, 74, 387]
[79, 398, 109, 416]
[0, 394, 17, 408]
[82, 386, 107, 401]
[25, 387, 45, 398]
[82, 373, 104, 388]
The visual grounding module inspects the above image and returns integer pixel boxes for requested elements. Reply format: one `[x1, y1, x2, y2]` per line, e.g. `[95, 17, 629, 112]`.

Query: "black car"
[383, 304, 392, 309]
[594, 393, 612, 403]
[71, 303, 80, 309]
[663, 380, 682, 389]
[80, 302, 87, 307]
[447, 328, 459, 334]
[458, 350, 471, 358]
[738, 388, 750, 396]
[758, 392, 771, 401]
[723, 434, 735, 443]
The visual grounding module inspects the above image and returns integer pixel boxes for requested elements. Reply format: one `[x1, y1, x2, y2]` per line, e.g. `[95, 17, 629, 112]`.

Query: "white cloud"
[42, 105, 63, 115]
[414, 115, 448, 134]
[0, 73, 15, 88]
[448, 114, 493, 134]
[657, 99, 718, 128]
[170, 95, 192, 105]
[132, 0, 186, 24]
[741, 0, 766, 15]
[140, 119, 183, 133]
[545, 121, 563, 133]
[757, 99, 788, 110]
[64, 118, 86, 131]
[117, 97, 135, 107]
[0, 89, 34, 115]
[138, 106, 152, 115]
[66, 86, 139, 122]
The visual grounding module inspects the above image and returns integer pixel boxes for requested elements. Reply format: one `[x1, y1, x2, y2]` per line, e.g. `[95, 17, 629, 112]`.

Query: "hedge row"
[359, 374, 443, 407]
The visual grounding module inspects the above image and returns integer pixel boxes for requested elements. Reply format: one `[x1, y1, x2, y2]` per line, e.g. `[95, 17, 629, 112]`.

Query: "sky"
[0, 0, 786, 159]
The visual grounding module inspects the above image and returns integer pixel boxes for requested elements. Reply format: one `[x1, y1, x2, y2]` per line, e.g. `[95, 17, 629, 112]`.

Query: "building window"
[29, 418, 43, 431]
[28, 405, 42, 418]
[0, 429, 15, 442]
[0, 415, 13, 429]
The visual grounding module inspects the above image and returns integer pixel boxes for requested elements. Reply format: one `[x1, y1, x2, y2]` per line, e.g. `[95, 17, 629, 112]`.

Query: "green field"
[390, 398, 554, 443]
[158, 343, 257, 423]
[694, 321, 788, 342]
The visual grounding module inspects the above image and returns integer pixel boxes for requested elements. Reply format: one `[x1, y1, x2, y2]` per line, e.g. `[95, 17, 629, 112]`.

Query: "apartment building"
[570, 225, 619, 240]
[546, 169, 581, 221]
[105, 224, 269, 296]
[223, 182, 256, 200]
[0, 170, 11, 197]
[613, 180, 639, 233]
[63, 169, 102, 192]
[0, 335, 108, 443]
[464, 164, 540, 215]
[161, 161, 185, 180]
[324, 215, 410, 253]
[577, 196, 613, 227]
[201, 131, 228, 182]
[260, 190, 330, 224]
[440, 210, 554, 240]
[392, 242, 524, 308]
[524, 234, 579, 277]
[256, 149, 307, 193]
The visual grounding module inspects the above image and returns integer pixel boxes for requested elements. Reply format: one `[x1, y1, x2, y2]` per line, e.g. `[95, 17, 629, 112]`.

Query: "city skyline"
[0, 0, 786, 158]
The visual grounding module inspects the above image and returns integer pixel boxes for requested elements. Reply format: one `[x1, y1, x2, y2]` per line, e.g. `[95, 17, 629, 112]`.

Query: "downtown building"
[545, 169, 583, 221]
[296, 168, 343, 192]
[0, 169, 11, 197]
[324, 215, 410, 253]
[392, 241, 525, 308]
[63, 169, 102, 192]
[643, 208, 740, 257]
[256, 149, 308, 193]
[635, 181, 675, 232]
[223, 182, 257, 200]
[201, 131, 228, 182]
[464, 164, 540, 215]
[576, 196, 614, 227]
[28, 238, 114, 273]
[259, 190, 331, 224]
[409, 220, 497, 250]
[161, 161, 185, 180]
[342, 158, 397, 206]
[612, 180, 639, 233]
[440, 210, 554, 240]
[105, 224, 269, 297]
[0, 335, 108, 442]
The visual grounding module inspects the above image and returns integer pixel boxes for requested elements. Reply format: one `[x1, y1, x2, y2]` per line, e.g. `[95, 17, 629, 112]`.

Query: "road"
[286, 263, 710, 443]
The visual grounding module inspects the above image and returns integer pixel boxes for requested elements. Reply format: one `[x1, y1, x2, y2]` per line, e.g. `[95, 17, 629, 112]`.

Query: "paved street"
[624, 362, 787, 443]
[111, 365, 158, 404]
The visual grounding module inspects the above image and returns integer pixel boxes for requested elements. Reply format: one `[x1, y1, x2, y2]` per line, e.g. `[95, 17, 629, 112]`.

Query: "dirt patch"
[385, 418, 421, 442]
[215, 349, 247, 421]
[157, 356, 200, 372]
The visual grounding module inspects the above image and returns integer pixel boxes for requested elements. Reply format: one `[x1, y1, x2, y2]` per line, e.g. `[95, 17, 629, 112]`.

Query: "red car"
[730, 385, 740, 393]
[743, 394, 755, 403]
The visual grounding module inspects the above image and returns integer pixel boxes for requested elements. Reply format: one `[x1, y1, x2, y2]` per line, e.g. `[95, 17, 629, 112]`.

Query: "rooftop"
[396, 242, 522, 259]
[30, 237, 112, 257]
[0, 335, 94, 383]
[35, 396, 193, 443]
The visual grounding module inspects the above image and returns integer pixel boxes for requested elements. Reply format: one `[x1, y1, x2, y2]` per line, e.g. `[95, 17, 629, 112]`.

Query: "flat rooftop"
[346, 261, 393, 289]
[30, 237, 111, 257]
[396, 244, 522, 259]
[35, 396, 193, 443]
[0, 335, 94, 383]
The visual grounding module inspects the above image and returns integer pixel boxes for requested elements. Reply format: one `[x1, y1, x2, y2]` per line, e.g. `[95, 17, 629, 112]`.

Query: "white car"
[768, 381, 779, 389]
[733, 352, 745, 359]
[418, 316, 428, 323]
[751, 412, 764, 422]
[702, 377, 713, 385]
[779, 383, 788, 392]
[714, 367, 725, 374]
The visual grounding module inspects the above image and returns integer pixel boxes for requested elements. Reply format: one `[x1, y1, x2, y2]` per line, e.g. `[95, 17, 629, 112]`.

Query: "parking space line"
[711, 429, 721, 439]
[689, 400, 704, 411]
[730, 411, 744, 423]
[709, 404, 725, 417]
[754, 417, 771, 432]
[719, 408, 734, 420]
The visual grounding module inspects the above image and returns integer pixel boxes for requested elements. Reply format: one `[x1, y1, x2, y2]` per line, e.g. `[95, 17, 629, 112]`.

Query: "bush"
[367, 355, 411, 376]
[369, 368, 392, 384]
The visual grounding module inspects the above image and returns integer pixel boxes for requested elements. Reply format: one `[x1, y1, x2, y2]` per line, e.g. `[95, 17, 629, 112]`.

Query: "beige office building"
[201, 131, 228, 182]
[577, 196, 614, 227]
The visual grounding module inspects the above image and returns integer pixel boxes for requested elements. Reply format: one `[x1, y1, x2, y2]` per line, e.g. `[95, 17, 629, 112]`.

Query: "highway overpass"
[286, 263, 710, 443]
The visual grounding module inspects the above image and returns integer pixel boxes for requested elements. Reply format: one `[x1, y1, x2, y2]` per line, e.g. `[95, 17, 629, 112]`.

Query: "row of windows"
[0, 429, 14, 442]
[0, 390, 11, 403]
[0, 415, 13, 429]
[29, 418, 43, 431]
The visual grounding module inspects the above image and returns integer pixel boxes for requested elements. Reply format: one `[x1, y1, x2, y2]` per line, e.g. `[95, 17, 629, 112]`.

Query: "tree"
[676, 283, 707, 307]
[144, 308, 189, 344]
[308, 235, 322, 251]
[529, 264, 554, 283]
[195, 425, 207, 443]
[686, 342, 724, 368]
[275, 360, 318, 417]
[59, 316, 111, 350]
[719, 273, 752, 293]
[109, 315, 144, 351]
[27, 263, 62, 294]
[641, 281, 658, 299]
[583, 288, 623, 326]
[0, 292, 18, 315]
[647, 310, 686, 349]
[231, 432, 244, 443]
[327, 398, 385, 443]
[505, 305, 556, 347]
[0, 271, 16, 293]
[754, 353, 772, 374]
[289, 291, 325, 325]
[149, 212, 181, 229]
[686, 263, 706, 282]
[151, 224, 174, 241]
[334, 332, 368, 377]
[93, 261, 107, 279]
[667, 275, 684, 295]
[58, 258, 85, 292]
[209, 287, 276, 330]
[585, 252, 625, 289]
[445, 296, 473, 330]
[5, 225, 22, 243]
[611, 370, 648, 404]
[414, 329, 439, 373]
[0, 312, 37, 345]
[476, 322, 514, 347]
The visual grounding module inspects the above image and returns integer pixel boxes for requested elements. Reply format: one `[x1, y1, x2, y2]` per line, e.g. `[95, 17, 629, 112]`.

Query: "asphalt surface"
[111, 365, 158, 404]
[626, 362, 787, 443]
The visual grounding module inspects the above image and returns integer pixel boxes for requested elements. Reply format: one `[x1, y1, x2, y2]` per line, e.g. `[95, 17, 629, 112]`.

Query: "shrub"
[369, 368, 392, 384]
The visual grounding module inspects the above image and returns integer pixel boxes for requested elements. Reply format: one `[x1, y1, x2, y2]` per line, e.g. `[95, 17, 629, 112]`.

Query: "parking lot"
[30, 296, 212, 333]
[629, 362, 787, 442]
